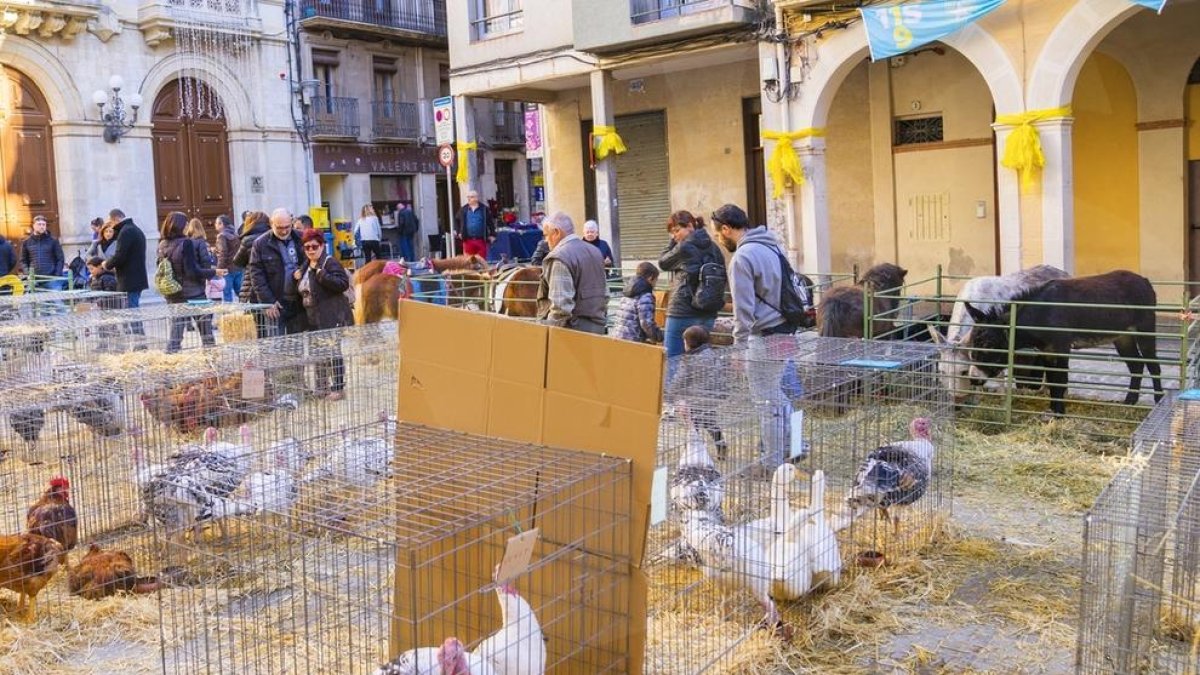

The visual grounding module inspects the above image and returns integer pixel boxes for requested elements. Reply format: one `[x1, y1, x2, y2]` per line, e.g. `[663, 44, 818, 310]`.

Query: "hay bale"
[217, 313, 257, 343]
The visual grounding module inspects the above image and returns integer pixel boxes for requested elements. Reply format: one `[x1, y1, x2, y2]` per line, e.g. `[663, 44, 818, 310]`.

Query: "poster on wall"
[525, 107, 543, 159]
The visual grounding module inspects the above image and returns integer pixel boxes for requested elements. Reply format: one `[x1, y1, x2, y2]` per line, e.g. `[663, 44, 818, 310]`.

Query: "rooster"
[376, 637, 496, 675]
[25, 476, 77, 564]
[139, 371, 298, 433]
[477, 571, 546, 675]
[845, 417, 935, 535]
[0, 532, 63, 621]
[67, 544, 160, 600]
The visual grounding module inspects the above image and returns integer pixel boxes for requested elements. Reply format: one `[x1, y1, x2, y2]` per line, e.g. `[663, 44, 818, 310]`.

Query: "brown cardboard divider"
[395, 302, 662, 674]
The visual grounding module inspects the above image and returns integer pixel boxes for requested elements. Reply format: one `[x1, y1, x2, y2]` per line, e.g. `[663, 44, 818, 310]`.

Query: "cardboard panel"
[546, 327, 664, 415]
[399, 298, 497, 373]
[397, 359, 490, 435]
[491, 316, 548, 387]
[486, 380, 545, 444]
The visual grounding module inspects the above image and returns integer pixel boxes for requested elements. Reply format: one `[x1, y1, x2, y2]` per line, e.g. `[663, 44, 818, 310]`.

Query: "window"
[439, 63, 450, 98]
[312, 49, 339, 113]
[894, 115, 944, 146]
[373, 57, 397, 105]
[471, 0, 523, 41]
[631, 0, 716, 25]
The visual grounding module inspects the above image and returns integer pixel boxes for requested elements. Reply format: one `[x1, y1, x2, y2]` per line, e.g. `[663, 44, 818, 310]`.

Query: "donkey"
[964, 269, 1164, 416]
[927, 264, 1069, 398]
[818, 263, 908, 338]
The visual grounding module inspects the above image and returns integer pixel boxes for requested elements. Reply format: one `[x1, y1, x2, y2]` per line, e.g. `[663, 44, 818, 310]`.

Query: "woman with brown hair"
[658, 210, 726, 359]
[157, 211, 224, 352]
[296, 228, 352, 399]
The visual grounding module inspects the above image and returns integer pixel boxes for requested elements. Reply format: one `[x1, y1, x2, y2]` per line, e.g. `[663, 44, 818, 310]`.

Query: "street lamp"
[93, 75, 143, 143]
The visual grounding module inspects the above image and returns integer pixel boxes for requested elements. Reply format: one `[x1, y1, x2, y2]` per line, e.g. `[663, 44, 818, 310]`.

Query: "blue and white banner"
[1129, 0, 1167, 12]
[860, 0, 1007, 61]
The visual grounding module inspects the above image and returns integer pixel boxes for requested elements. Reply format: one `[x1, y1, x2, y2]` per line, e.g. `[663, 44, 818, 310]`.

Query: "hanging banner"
[524, 107, 543, 159]
[1129, 0, 1167, 12]
[860, 0, 1007, 61]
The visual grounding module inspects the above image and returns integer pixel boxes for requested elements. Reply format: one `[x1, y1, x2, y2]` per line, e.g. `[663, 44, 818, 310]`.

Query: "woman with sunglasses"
[295, 229, 353, 400]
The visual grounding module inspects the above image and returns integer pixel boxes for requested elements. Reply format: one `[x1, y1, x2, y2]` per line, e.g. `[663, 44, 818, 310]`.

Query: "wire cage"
[154, 422, 633, 675]
[1078, 392, 1200, 674]
[649, 335, 953, 673]
[0, 289, 128, 323]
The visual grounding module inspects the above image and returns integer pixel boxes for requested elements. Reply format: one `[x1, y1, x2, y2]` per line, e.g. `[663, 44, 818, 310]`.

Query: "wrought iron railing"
[299, 0, 446, 37]
[306, 96, 360, 138]
[630, 0, 728, 24]
[371, 100, 421, 140]
[481, 109, 525, 146]
[469, 0, 521, 40]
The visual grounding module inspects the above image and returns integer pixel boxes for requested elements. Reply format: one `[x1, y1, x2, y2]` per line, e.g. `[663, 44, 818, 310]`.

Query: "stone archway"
[0, 65, 58, 240]
[151, 78, 234, 234]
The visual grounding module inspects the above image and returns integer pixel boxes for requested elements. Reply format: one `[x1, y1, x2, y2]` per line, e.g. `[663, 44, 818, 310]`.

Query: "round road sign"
[438, 144, 455, 168]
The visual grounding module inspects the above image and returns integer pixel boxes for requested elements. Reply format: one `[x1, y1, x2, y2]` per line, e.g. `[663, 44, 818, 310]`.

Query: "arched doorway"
[151, 78, 233, 237]
[0, 66, 58, 240]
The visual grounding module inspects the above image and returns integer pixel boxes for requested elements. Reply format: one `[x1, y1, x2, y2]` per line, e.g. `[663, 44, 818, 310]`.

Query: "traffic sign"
[438, 144, 455, 168]
[433, 96, 454, 145]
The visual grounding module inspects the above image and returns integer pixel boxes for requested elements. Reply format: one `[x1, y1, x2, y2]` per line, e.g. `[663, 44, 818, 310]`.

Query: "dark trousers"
[315, 356, 346, 393]
[362, 240, 382, 263]
[398, 233, 416, 262]
[166, 297, 215, 353]
[126, 290, 146, 339]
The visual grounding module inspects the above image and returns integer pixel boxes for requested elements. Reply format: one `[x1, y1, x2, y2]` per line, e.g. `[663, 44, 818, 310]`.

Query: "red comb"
[50, 476, 70, 488]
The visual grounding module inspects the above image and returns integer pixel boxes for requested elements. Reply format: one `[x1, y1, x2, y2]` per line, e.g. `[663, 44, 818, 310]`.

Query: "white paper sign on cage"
[789, 410, 805, 460]
[496, 528, 540, 585]
[241, 368, 265, 399]
[650, 466, 668, 525]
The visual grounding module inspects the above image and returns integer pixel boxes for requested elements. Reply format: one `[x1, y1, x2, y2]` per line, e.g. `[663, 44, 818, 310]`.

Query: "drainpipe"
[773, 3, 799, 263]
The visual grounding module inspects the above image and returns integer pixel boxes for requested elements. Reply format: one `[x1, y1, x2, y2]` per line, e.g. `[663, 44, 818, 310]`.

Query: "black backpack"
[743, 241, 812, 328]
[690, 258, 727, 313]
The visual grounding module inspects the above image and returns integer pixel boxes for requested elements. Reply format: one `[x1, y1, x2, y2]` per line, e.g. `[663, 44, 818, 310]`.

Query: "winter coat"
[586, 237, 615, 266]
[234, 220, 269, 302]
[106, 218, 149, 293]
[729, 226, 788, 343]
[215, 225, 240, 271]
[658, 228, 725, 320]
[613, 276, 662, 344]
[86, 237, 118, 261]
[300, 254, 354, 330]
[456, 204, 494, 241]
[395, 208, 420, 236]
[530, 238, 550, 266]
[354, 215, 382, 242]
[158, 237, 215, 301]
[0, 236, 16, 276]
[247, 230, 304, 306]
[20, 232, 65, 278]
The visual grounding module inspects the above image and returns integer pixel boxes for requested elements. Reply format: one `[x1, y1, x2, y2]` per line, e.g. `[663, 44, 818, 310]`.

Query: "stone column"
[453, 95, 478, 199]
[589, 69, 620, 261]
[796, 140, 831, 278]
[990, 123, 1023, 274]
[1036, 117, 1075, 274]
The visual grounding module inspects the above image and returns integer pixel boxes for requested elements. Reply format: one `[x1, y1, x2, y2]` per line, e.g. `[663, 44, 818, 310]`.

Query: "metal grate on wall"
[894, 115, 944, 146]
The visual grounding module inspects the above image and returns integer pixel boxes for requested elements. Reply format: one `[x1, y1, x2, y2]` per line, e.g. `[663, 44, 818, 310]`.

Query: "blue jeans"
[664, 316, 716, 359]
[224, 269, 244, 302]
[126, 290, 146, 339]
[398, 234, 415, 262]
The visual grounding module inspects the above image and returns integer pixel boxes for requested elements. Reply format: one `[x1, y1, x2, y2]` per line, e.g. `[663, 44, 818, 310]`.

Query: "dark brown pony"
[964, 269, 1164, 416]
[442, 270, 490, 310]
[491, 265, 542, 317]
[429, 255, 488, 273]
[818, 263, 908, 338]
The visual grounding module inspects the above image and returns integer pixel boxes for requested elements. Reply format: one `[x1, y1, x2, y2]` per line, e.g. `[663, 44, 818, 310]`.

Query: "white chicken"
[844, 417, 935, 535]
[677, 506, 783, 633]
[477, 572, 546, 675]
[801, 470, 841, 589]
[669, 426, 724, 514]
[375, 637, 496, 675]
[302, 414, 397, 487]
[764, 464, 811, 601]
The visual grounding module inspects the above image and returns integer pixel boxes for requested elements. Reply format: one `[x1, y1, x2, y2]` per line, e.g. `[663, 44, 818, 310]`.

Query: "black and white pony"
[963, 270, 1164, 416]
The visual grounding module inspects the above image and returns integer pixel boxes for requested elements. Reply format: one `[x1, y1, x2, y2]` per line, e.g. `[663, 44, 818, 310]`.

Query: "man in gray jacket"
[711, 203, 795, 472]
[536, 212, 608, 334]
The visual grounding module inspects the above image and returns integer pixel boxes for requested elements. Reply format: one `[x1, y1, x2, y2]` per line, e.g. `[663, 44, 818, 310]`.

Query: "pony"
[426, 254, 488, 274]
[964, 269, 1164, 416]
[927, 265, 1069, 398]
[442, 269, 490, 310]
[490, 265, 542, 317]
[352, 261, 408, 325]
[817, 263, 908, 338]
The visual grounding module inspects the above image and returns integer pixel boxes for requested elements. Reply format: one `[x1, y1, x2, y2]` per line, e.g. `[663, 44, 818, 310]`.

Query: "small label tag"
[241, 369, 266, 400]
[496, 528, 539, 585]
[650, 466, 669, 525]
[789, 410, 806, 459]
[73, 302, 96, 313]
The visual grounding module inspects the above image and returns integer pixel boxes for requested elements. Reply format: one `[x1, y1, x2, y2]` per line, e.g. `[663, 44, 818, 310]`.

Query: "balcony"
[298, 0, 446, 44]
[479, 109, 525, 148]
[573, 0, 760, 53]
[371, 100, 421, 141]
[469, 0, 522, 42]
[306, 96, 360, 139]
[138, 0, 264, 48]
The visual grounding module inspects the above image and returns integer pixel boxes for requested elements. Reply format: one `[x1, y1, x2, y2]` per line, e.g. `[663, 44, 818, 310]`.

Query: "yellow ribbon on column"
[761, 128, 825, 199]
[995, 106, 1072, 190]
[593, 125, 627, 161]
[456, 141, 477, 184]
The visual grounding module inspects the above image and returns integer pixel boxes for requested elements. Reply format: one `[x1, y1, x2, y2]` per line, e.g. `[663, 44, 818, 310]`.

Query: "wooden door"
[0, 66, 58, 240]
[151, 79, 233, 240]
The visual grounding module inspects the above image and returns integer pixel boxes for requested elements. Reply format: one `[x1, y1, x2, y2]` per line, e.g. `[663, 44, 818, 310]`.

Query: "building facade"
[0, 0, 308, 271]
[449, 0, 1200, 283]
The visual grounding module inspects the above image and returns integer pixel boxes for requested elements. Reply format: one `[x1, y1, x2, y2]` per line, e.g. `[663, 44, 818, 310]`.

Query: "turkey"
[844, 417, 935, 535]
[669, 426, 724, 513]
[232, 439, 310, 516]
[301, 414, 396, 487]
[477, 570, 546, 675]
[375, 637, 496, 675]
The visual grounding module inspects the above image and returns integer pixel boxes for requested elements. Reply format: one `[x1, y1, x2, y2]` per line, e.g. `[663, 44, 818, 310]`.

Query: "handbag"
[206, 276, 226, 300]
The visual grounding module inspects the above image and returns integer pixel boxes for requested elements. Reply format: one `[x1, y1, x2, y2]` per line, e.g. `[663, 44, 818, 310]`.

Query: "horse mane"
[860, 263, 907, 293]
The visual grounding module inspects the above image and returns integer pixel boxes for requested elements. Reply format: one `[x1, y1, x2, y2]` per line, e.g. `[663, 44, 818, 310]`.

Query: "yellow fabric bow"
[762, 128, 825, 199]
[456, 141, 477, 184]
[593, 125, 627, 161]
[995, 106, 1072, 190]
